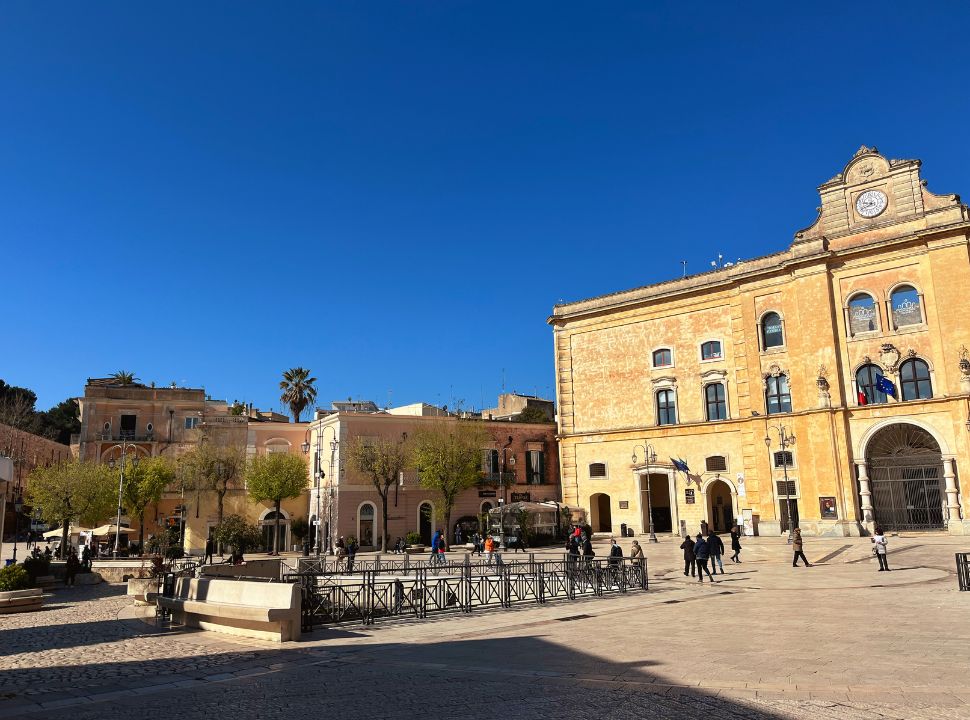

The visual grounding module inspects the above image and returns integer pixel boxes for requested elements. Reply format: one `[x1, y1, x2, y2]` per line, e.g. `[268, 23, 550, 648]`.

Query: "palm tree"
[279, 368, 318, 423]
[110, 370, 139, 385]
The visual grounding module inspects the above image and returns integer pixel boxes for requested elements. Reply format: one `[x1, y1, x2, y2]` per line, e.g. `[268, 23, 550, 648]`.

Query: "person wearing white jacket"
[871, 527, 890, 572]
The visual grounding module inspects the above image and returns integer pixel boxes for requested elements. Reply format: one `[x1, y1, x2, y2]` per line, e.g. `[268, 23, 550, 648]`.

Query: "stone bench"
[157, 577, 301, 642]
[0, 588, 43, 614]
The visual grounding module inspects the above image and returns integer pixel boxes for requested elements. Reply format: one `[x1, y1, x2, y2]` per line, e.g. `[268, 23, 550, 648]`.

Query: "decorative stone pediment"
[651, 376, 677, 389]
[878, 343, 901, 373]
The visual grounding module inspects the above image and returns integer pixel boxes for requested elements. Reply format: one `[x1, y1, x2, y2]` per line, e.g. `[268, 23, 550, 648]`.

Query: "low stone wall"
[0, 588, 43, 614]
[201, 559, 283, 580]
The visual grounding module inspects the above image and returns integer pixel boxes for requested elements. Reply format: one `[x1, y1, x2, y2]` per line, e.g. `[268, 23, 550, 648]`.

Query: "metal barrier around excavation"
[957, 553, 970, 591]
[287, 556, 649, 630]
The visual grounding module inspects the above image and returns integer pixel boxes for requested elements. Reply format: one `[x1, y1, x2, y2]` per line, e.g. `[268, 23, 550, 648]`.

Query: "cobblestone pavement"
[1, 534, 968, 719]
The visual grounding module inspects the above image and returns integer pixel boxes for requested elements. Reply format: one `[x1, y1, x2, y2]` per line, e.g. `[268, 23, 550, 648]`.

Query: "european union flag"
[876, 374, 897, 398]
[671, 458, 690, 473]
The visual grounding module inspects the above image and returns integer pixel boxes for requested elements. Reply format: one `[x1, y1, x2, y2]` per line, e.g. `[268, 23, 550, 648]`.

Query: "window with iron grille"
[776, 480, 797, 496]
[773, 450, 794, 468]
[589, 462, 607, 478]
[705, 455, 727, 472]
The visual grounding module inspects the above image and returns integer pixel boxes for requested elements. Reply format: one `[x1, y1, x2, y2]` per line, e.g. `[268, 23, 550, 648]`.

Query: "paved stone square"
[1, 534, 968, 719]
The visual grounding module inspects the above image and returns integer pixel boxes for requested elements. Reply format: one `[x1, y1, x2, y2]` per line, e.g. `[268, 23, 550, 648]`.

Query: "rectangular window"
[773, 451, 794, 468]
[184, 417, 200, 430]
[525, 450, 545, 484]
[120, 414, 137, 439]
[657, 389, 677, 425]
[589, 462, 607, 478]
[705, 383, 727, 421]
[652, 348, 672, 368]
[776, 480, 797, 497]
[705, 455, 727, 472]
[765, 375, 792, 415]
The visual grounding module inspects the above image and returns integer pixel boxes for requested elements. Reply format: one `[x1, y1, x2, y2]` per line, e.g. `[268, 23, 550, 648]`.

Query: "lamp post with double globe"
[107, 442, 138, 558]
[765, 425, 796, 544]
[631, 443, 659, 543]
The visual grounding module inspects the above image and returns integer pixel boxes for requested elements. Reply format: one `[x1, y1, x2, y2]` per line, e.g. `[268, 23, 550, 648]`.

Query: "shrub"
[213, 514, 262, 557]
[404, 531, 421, 546]
[22, 556, 51, 582]
[0, 564, 31, 592]
[290, 518, 309, 542]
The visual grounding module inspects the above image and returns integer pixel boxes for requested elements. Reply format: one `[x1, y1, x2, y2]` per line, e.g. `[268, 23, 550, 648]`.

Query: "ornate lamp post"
[765, 425, 796, 543]
[11, 495, 23, 563]
[499, 436, 516, 550]
[303, 424, 337, 557]
[107, 441, 138, 559]
[631, 443, 658, 543]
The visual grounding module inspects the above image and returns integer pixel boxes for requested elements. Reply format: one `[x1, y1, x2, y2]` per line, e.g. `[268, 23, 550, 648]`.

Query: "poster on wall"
[736, 472, 746, 497]
[685, 488, 696, 504]
[819, 496, 838, 519]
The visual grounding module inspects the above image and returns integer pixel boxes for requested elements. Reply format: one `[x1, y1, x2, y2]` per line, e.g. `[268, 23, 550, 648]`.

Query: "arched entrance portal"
[640, 473, 673, 534]
[418, 501, 434, 545]
[706, 480, 734, 533]
[866, 423, 946, 531]
[589, 493, 612, 532]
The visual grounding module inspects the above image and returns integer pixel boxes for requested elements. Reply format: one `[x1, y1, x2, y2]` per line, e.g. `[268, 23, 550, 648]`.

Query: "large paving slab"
[1, 534, 968, 719]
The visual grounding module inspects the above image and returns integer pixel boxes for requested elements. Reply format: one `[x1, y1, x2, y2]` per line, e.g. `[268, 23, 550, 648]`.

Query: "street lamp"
[765, 425, 796, 543]
[631, 443, 659, 543]
[107, 441, 139, 559]
[11, 495, 23, 563]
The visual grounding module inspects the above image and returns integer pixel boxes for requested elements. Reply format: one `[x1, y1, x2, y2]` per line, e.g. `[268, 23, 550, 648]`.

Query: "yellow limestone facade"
[550, 147, 970, 538]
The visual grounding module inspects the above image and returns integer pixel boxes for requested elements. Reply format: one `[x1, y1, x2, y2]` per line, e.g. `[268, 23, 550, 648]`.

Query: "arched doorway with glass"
[639, 472, 673, 535]
[704, 479, 736, 533]
[418, 501, 434, 545]
[864, 423, 946, 531]
[357, 502, 376, 548]
[260, 509, 289, 553]
[589, 493, 612, 533]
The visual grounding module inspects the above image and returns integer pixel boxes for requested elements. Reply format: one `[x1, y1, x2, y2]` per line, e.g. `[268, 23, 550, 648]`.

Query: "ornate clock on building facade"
[855, 189, 888, 218]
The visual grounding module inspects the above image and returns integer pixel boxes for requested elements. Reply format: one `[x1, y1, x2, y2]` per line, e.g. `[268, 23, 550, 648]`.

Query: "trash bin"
[620, 523, 627, 537]
[628, 527, 635, 538]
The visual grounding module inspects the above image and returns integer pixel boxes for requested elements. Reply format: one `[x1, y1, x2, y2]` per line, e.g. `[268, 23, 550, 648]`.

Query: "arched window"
[761, 312, 784, 349]
[765, 374, 792, 415]
[847, 293, 878, 334]
[589, 462, 607, 478]
[890, 285, 923, 327]
[705, 383, 727, 421]
[899, 358, 932, 401]
[701, 340, 722, 361]
[855, 363, 888, 405]
[656, 389, 677, 425]
[652, 348, 673, 368]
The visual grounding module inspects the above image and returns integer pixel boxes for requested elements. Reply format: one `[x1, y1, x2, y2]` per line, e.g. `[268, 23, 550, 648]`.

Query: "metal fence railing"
[957, 553, 970, 591]
[287, 556, 648, 630]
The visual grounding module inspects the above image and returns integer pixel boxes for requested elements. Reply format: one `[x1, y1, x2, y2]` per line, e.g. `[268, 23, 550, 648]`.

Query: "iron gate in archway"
[866, 424, 946, 532]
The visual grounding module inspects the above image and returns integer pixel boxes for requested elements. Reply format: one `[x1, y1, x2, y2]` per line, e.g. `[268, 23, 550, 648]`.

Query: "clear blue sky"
[3, 2, 969, 414]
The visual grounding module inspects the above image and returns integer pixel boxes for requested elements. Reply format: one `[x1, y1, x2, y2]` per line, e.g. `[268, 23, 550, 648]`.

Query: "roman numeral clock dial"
[856, 189, 888, 218]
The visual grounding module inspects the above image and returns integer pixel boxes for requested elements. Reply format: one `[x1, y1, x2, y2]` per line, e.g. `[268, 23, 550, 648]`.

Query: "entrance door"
[643, 474, 672, 533]
[590, 493, 612, 532]
[779, 499, 799, 533]
[866, 423, 946, 531]
[419, 502, 433, 545]
[706, 480, 734, 533]
[120, 414, 136, 440]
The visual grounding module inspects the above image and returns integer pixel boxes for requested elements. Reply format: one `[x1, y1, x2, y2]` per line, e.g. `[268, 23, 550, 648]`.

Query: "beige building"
[550, 146, 970, 538]
[482, 392, 556, 422]
[74, 379, 309, 553]
[305, 403, 560, 551]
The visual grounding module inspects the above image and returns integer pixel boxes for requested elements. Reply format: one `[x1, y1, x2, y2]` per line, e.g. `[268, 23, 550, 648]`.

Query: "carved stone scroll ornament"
[960, 345, 970, 392]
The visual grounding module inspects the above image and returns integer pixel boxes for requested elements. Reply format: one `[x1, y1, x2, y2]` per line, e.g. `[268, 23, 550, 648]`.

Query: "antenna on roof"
[681, 260, 687, 277]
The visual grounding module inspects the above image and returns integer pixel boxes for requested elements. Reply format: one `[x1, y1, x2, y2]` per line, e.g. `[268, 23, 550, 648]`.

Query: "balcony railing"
[97, 432, 155, 442]
[481, 472, 517, 485]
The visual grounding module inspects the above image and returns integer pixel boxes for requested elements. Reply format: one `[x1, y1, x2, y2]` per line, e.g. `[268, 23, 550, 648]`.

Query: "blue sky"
[3, 2, 969, 414]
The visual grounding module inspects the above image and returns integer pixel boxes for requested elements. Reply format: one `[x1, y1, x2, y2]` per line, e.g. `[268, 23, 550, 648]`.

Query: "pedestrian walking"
[65, 548, 80, 586]
[203, 536, 214, 565]
[455, 524, 462, 545]
[629, 539, 645, 582]
[346, 537, 358, 572]
[81, 544, 92, 571]
[730, 527, 742, 563]
[680, 534, 696, 577]
[484, 535, 496, 565]
[792, 528, 811, 567]
[871, 527, 890, 571]
[513, 528, 524, 553]
[335, 536, 347, 571]
[693, 534, 715, 583]
[708, 531, 725, 575]
[566, 535, 580, 570]
[582, 534, 594, 566]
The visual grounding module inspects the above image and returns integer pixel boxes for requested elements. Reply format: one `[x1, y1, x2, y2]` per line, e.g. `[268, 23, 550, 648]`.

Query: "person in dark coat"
[708, 531, 725, 575]
[730, 527, 742, 563]
[203, 537, 214, 565]
[65, 549, 80, 586]
[792, 528, 811, 567]
[581, 535, 594, 566]
[567, 535, 581, 569]
[680, 535, 696, 577]
[693, 534, 715, 583]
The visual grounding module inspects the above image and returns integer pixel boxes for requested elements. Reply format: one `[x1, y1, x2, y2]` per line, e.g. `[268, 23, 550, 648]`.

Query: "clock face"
[856, 189, 888, 218]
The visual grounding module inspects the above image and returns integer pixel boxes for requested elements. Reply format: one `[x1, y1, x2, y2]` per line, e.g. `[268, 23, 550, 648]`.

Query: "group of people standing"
[680, 526, 744, 583]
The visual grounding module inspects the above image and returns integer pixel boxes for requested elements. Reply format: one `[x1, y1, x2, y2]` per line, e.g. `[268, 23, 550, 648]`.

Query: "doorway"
[418, 502, 433, 545]
[641, 473, 672, 533]
[706, 480, 735, 532]
[779, 499, 799, 533]
[589, 493, 612, 532]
